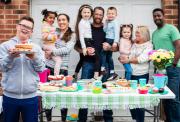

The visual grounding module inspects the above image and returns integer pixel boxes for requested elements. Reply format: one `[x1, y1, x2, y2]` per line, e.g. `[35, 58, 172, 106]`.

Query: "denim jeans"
[79, 61, 113, 122]
[130, 73, 149, 122]
[101, 39, 114, 72]
[163, 66, 180, 122]
[123, 63, 132, 80]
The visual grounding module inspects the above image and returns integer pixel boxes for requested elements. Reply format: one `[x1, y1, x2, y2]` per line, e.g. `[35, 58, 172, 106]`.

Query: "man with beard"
[152, 8, 180, 122]
[75, 6, 113, 122]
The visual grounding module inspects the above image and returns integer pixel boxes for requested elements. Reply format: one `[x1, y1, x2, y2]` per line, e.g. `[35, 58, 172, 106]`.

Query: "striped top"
[46, 33, 76, 70]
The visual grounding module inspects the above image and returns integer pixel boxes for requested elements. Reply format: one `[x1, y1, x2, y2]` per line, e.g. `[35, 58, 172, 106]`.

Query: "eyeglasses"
[18, 24, 33, 32]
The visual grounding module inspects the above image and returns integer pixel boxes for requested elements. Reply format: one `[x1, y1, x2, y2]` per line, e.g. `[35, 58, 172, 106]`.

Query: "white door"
[31, 0, 161, 76]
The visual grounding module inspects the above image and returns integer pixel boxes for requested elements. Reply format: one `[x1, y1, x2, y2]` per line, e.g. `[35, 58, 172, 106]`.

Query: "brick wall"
[0, 0, 29, 43]
[162, 0, 179, 26]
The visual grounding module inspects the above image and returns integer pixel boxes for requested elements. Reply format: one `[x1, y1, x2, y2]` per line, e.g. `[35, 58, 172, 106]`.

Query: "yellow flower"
[156, 58, 161, 62]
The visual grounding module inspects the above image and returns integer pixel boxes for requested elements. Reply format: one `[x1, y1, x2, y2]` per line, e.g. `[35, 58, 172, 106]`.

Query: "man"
[152, 8, 180, 122]
[75, 7, 113, 122]
[0, 16, 45, 122]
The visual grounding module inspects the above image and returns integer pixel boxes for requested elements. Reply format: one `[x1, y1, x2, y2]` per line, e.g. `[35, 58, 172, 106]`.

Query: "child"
[41, 9, 60, 75]
[119, 24, 133, 80]
[75, 4, 99, 79]
[101, 7, 119, 81]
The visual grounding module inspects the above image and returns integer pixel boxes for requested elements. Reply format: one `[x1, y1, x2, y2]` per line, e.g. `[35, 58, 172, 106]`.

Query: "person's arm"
[103, 42, 119, 52]
[79, 20, 86, 49]
[114, 20, 120, 43]
[52, 33, 76, 56]
[29, 44, 46, 72]
[131, 42, 153, 64]
[173, 40, 180, 66]
[0, 42, 16, 72]
[170, 25, 180, 67]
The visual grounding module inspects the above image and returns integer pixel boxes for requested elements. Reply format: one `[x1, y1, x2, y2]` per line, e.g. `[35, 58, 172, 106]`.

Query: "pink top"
[41, 21, 56, 44]
[119, 38, 132, 55]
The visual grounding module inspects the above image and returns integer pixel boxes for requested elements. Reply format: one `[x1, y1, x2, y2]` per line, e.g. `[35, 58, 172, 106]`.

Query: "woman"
[44, 13, 76, 122]
[119, 26, 153, 122]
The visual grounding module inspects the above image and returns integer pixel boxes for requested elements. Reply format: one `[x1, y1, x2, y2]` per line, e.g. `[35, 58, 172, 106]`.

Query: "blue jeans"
[163, 66, 180, 122]
[3, 95, 38, 122]
[101, 39, 114, 72]
[123, 63, 132, 80]
[79, 61, 113, 122]
[130, 73, 149, 122]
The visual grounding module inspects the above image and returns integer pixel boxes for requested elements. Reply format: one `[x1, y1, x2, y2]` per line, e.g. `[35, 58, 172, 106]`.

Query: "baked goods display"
[14, 43, 33, 52]
[116, 79, 130, 87]
[60, 86, 77, 92]
[39, 85, 60, 92]
[48, 75, 64, 81]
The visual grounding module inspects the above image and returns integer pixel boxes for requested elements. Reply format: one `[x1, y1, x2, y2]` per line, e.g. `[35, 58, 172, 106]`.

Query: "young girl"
[119, 24, 133, 80]
[74, 4, 99, 79]
[41, 9, 61, 75]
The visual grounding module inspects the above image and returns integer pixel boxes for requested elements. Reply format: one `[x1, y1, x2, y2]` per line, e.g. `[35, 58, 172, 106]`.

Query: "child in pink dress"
[41, 9, 60, 75]
[119, 24, 133, 80]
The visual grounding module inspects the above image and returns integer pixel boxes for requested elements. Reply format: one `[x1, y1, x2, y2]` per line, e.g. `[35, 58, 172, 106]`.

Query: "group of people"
[0, 3, 180, 122]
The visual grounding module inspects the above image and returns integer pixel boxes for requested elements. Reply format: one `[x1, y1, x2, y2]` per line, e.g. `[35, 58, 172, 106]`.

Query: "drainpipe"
[178, 0, 180, 30]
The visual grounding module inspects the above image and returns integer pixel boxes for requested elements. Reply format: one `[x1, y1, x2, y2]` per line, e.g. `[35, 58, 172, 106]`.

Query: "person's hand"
[112, 42, 118, 52]
[45, 50, 52, 59]
[26, 53, 35, 60]
[103, 42, 111, 51]
[9, 48, 20, 58]
[82, 48, 87, 56]
[87, 47, 95, 56]
[119, 55, 129, 64]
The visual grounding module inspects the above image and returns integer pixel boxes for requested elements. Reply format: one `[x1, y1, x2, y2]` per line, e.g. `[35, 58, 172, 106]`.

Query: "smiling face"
[107, 9, 117, 21]
[16, 20, 33, 43]
[57, 15, 69, 32]
[153, 11, 164, 28]
[45, 13, 56, 25]
[93, 9, 104, 25]
[122, 27, 131, 39]
[81, 8, 92, 20]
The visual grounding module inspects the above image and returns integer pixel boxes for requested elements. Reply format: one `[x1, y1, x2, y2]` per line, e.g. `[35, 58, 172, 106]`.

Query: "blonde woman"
[119, 26, 153, 122]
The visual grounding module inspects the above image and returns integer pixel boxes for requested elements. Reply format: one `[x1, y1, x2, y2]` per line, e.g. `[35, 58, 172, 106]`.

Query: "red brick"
[6, 34, 14, 39]
[0, 15, 4, 19]
[20, 5, 29, 10]
[0, 25, 5, 28]
[4, 10, 13, 14]
[5, 15, 19, 19]
[164, 9, 172, 14]
[5, 24, 16, 29]
[0, 5, 4, 9]
[0, 35, 5, 39]
[5, 5, 19, 9]
[5, 20, 13, 24]
[1, 30, 13, 33]
[13, 10, 27, 14]
[13, 20, 19, 24]
[165, 15, 178, 19]
[165, 19, 173, 24]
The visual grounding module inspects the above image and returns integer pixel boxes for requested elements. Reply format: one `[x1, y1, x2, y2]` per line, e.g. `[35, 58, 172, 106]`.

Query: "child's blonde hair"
[136, 26, 150, 42]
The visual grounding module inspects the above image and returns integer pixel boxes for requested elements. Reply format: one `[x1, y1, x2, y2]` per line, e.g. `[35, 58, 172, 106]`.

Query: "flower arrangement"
[149, 49, 174, 70]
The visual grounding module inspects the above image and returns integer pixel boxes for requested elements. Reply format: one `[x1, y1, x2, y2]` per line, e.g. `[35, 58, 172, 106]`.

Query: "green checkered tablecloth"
[38, 91, 160, 110]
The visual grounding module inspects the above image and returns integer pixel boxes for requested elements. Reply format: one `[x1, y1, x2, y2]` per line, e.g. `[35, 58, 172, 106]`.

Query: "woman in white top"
[119, 26, 153, 122]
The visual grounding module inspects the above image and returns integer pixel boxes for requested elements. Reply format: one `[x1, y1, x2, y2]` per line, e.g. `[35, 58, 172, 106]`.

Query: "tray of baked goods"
[102, 79, 133, 94]
[39, 83, 62, 92]
[13, 43, 34, 54]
